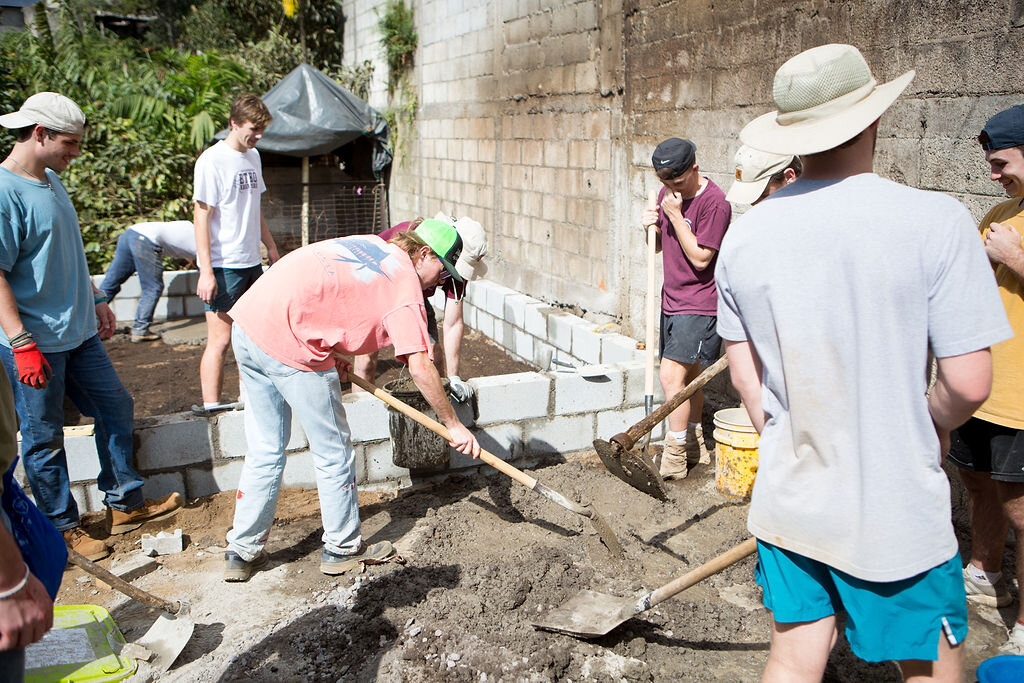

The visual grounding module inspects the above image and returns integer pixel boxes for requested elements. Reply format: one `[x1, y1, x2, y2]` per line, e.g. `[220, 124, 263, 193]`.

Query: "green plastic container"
[25, 604, 137, 683]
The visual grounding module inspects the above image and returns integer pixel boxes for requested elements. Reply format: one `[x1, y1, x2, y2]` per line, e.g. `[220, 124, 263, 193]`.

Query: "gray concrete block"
[475, 311, 495, 340]
[526, 414, 595, 454]
[455, 422, 524, 468]
[474, 372, 551, 425]
[117, 276, 142, 299]
[85, 482, 103, 512]
[184, 297, 206, 317]
[140, 471, 185, 500]
[281, 451, 317, 488]
[352, 442, 368, 485]
[216, 409, 307, 459]
[364, 440, 407, 482]
[601, 334, 643, 364]
[483, 282, 517, 318]
[523, 304, 552, 338]
[547, 313, 576, 352]
[571, 325, 603, 365]
[462, 303, 478, 330]
[596, 405, 647, 438]
[185, 459, 244, 498]
[164, 270, 196, 296]
[503, 293, 537, 328]
[553, 366, 624, 414]
[621, 360, 666, 406]
[533, 340, 556, 371]
[65, 434, 101, 482]
[513, 328, 533, 362]
[135, 417, 212, 470]
[464, 278, 496, 308]
[111, 298, 136, 323]
[343, 393, 390, 442]
[70, 483, 90, 515]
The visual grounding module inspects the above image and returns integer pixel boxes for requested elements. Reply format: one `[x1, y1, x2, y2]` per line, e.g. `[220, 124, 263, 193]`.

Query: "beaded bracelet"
[0, 563, 29, 600]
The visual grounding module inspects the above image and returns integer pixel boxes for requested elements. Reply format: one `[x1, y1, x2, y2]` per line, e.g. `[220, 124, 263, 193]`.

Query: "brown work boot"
[107, 492, 184, 534]
[686, 423, 711, 467]
[659, 433, 689, 480]
[63, 526, 111, 561]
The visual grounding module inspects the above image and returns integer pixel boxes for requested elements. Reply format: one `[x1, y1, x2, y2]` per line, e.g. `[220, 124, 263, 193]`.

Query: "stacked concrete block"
[92, 270, 202, 327]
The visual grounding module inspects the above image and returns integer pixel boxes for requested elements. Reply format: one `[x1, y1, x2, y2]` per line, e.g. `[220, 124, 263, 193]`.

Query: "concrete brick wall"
[16, 309, 665, 509]
[91, 270, 203, 326]
[340, 0, 1024, 340]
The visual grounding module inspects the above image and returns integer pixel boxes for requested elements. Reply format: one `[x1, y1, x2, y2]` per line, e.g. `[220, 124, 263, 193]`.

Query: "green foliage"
[383, 82, 417, 168]
[0, 0, 377, 273]
[377, 0, 416, 94]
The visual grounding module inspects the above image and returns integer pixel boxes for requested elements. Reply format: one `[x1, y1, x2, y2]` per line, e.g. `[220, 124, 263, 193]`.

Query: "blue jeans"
[1, 335, 140, 530]
[99, 229, 164, 335]
[226, 326, 361, 560]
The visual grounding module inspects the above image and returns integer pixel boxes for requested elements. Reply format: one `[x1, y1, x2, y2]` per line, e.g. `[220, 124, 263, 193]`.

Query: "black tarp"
[217, 63, 392, 175]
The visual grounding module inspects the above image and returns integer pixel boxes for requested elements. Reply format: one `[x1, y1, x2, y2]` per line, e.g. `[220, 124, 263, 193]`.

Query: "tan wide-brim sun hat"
[740, 44, 915, 156]
[725, 145, 795, 205]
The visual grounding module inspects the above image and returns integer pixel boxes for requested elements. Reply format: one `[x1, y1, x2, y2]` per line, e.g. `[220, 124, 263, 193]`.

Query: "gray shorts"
[659, 312, 721, 366]
[949, 417, 1024, 483]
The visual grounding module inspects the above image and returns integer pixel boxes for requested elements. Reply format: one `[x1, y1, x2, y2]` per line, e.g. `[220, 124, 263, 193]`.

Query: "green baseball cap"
[414, 218, 465, 283]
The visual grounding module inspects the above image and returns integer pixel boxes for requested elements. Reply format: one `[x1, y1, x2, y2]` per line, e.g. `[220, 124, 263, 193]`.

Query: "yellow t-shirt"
[975, 198, 1024, 429]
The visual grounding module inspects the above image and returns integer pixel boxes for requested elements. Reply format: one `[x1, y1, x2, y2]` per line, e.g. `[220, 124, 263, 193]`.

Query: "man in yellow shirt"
[951, 103, 1024, 655]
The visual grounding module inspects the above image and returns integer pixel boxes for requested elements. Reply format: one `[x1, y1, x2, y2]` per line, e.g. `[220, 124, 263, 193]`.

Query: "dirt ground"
[65, 326, 532, 422]
[54, 448, 1014, 682]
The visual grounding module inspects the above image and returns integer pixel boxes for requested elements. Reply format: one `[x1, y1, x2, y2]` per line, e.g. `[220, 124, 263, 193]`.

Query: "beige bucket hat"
[740, 44, 914, 156]
[433, 212, 488, 281]
[725, 146, 795, 205]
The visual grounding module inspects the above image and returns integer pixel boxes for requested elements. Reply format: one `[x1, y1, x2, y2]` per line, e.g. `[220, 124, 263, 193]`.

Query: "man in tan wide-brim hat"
[717, 44, 1012, 679]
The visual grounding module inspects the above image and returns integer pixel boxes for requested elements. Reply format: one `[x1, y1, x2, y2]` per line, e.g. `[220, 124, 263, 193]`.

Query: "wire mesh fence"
[263, 180, 389, 255]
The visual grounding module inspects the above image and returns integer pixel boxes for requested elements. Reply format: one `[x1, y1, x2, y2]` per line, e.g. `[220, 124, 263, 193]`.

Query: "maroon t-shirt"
[656, 179, 731, 315]
[380, 222, 466, 300]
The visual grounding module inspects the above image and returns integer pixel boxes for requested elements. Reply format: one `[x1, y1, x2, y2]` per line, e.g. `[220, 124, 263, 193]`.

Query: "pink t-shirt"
[230, 236, 432, 371]
[657, 179, 731, 315]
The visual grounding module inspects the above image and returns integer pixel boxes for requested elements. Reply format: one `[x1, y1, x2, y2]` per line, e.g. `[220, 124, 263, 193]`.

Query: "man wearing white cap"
[725, 146, 801, 206]
[716, 46, 1011, 678]
[353, 214, 488, 402]
[0, 93, 182, 563]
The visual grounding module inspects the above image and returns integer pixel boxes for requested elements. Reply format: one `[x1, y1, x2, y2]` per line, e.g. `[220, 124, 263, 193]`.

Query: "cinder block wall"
[341, 0, 1024, 339]
[91, 271, 204, 326]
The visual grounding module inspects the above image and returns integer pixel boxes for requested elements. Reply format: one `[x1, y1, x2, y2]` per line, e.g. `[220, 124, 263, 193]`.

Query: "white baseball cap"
[725, 146, 796, 205]
[0, 92, 85, 136]
[741, 44, 914, 155]
[434, 212, 488, 281]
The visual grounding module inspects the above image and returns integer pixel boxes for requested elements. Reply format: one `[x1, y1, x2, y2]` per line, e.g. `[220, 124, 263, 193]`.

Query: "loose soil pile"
[57, 454, 1011, 682]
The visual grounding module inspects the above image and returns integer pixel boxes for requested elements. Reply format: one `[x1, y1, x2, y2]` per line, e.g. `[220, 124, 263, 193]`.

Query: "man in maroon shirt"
[642, 138, 731, 480]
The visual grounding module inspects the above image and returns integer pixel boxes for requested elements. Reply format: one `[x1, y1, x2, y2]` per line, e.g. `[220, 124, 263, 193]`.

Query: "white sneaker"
[963, 567, 1012, 607]
[997, 627, 1024, 656]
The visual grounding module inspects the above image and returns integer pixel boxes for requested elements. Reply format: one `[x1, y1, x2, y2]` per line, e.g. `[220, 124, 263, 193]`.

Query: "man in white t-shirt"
[718, 44, 1011, 679]
[99, 220, 196, 342]
[193, 94, 280, 415]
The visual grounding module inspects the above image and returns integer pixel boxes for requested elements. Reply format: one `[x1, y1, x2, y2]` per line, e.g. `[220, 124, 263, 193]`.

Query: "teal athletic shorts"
[755, 540, 967, 662]
[206, 265, 263, 313]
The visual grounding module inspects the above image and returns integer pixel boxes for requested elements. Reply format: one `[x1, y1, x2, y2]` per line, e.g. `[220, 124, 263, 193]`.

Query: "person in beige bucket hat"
[724, 145, 801, 206]
[717, 44, 1012, 678]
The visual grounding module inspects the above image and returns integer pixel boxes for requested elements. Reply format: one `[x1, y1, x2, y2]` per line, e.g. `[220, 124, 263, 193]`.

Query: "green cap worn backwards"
[414, 218, 465, 283]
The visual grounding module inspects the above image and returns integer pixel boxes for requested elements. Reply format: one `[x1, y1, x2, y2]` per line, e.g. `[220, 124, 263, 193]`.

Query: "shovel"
[67, 548, 195, 671]
[637, 188, 660, 454]
[534, 536, 756, 638]
[349, 374, 623, 558]
[594, 354, 729, 500]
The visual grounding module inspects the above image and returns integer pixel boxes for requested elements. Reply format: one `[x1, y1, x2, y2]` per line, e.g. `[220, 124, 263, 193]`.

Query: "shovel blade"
[135, 611, 194, 671]
[594, 439, 668, 501]
[533, 589, 636, 639]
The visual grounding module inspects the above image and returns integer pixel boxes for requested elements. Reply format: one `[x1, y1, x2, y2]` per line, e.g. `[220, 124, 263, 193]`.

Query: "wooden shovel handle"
[67, 547, 182, 614]
[644, 188, 660, 399]
[348, 374, 539, 489]
[611, 354, 729, 450]
[641, 537, 757, 611]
